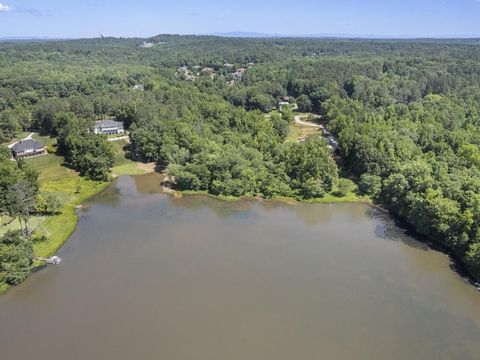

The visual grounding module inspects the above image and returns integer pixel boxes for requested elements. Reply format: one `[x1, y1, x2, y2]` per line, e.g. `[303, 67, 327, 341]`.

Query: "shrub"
[36, 193, 62, 214]
[0, 231, 34, 287]
[333, 178, 356, 197]
[359, 174, 382, 198]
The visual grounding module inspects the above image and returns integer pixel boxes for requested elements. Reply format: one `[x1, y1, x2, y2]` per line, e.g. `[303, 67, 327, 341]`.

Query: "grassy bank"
[25, 154, 109, 259]
[175, 189, 368, 205]
[0, 282, 8, 295]
[110, 140, 147, 176]
[304, 192, 370, 204]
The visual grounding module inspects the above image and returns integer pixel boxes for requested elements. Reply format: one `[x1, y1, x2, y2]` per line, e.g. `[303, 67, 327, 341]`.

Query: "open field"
[286, 112, 324, 143]
[110, 139, 151, 176]
[286, 122, 322, 142]
[32, 133, 57, 147]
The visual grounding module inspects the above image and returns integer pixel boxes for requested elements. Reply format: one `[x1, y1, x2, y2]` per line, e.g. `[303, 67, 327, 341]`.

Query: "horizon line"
[1, 32, 480, 41]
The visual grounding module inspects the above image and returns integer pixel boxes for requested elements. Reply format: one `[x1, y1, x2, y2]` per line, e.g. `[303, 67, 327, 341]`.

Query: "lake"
[1, 174, 480, 359]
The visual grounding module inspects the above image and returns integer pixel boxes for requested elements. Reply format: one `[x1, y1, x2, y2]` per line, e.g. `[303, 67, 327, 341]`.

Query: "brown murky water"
[1, 174, 480, 360]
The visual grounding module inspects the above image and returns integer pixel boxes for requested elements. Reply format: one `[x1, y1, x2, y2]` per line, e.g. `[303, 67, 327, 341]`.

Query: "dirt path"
[294, 115, 323, 128]
[293, 114, 338, 150]
[108, 136, 130, 142]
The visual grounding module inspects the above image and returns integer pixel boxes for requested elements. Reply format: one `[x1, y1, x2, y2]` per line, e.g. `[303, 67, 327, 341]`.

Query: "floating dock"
[36, 256, 62, 265]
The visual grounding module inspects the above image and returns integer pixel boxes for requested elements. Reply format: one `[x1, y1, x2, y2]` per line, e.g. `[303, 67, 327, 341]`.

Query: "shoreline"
[172, 188, 371, 206]
[2, 170, 478, 295]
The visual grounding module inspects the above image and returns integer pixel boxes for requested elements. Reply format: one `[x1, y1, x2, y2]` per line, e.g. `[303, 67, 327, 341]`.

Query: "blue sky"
[0, 0, 479, 38]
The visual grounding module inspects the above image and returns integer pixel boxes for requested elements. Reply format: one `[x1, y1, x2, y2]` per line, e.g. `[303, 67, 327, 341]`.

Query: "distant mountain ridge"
[213, 31, 480, 40]
[0, 36, 73, 42]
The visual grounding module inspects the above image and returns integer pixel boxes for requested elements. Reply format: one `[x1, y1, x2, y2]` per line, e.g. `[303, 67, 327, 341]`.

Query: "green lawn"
[178, 187, 368, 205]
[111, 139, 130, 164]
[304, 192, 370, 204]
[286, 123, 321, 143]
[32, 133, 57, 147]
[112, 162, 146, 176]
[110, 139, 147, 176]
[27, 154, 68, 182]
[0, 216, 46, 237]
[286, 124, 302, 142]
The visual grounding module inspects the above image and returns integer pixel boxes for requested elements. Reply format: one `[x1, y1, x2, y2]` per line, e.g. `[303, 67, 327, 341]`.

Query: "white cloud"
[0, 3, 11, 12]
[21, 8, 52, 16]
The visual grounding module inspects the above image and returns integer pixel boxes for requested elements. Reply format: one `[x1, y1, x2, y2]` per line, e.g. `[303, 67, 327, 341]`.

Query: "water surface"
[1, 174, 480, 359]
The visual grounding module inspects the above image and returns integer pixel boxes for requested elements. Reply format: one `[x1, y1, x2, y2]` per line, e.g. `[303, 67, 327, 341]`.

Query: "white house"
[94, 120, 125, 135]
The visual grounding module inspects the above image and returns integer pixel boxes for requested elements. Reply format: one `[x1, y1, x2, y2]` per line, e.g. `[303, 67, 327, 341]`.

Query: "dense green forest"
[1, 35, 480, 287]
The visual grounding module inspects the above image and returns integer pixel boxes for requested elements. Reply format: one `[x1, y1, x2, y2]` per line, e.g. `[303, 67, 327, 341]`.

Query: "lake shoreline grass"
[172, 189, 370, 206]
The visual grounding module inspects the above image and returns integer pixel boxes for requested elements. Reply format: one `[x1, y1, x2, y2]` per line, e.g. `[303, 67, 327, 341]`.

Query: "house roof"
[95, 120, 124, 129]
[11, 139, 45, 153]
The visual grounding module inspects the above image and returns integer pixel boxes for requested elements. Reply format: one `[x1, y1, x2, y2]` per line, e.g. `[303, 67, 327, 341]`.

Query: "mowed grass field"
[110, 139, 147, 176]
[286, 123, 322, 143]
[32, 133, 57, 147]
